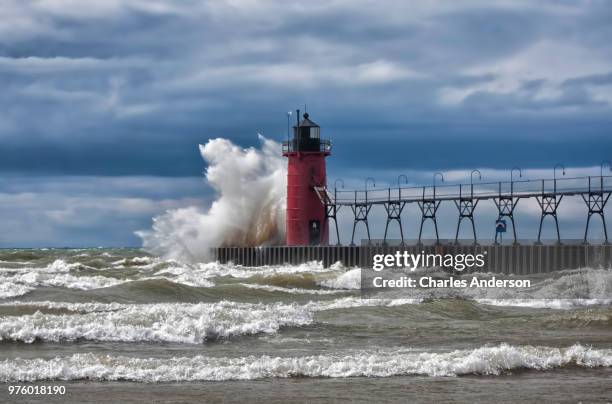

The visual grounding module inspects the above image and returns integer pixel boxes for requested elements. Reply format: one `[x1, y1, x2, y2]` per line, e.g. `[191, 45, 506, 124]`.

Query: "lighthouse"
[282, 111, 332, 245]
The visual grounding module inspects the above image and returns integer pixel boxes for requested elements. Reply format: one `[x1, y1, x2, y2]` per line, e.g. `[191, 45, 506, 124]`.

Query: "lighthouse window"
[310, 127, 320, 139]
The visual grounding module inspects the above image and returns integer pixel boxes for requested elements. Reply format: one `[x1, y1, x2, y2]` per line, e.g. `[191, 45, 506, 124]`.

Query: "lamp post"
[511, 167, 522, 195]
[470, 169, 482, 198]
[554, 163, 565, 193]
[601, 161, 611, 177]
[601, 160, 612, 192]
[334, 178, 344, 204]
[397, 174, 408, 200]
[397, 174, 408, 188]
[433, 172, 444, 200]
[365, 177, 375, 203]
[332, 179, 344, 246]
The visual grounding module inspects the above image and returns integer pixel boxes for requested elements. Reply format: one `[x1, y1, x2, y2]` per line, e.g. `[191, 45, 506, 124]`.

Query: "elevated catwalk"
[317, 174, 612, 245]
[213, 244, 612, 273]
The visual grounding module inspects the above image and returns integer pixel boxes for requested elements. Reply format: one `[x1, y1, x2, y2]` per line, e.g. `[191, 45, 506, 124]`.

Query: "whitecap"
[318, 268, 361, 290]
[1, 344, 610, 382]
[237, 283, 347, 295]
[0, 271, 126, 299]
[0, 301, 313, 344]
[0, 259, 86, 274]
[0, 297, 420, 343]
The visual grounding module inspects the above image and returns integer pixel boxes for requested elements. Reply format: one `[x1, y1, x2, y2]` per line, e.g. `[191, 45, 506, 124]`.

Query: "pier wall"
[213, 244, 612, 274]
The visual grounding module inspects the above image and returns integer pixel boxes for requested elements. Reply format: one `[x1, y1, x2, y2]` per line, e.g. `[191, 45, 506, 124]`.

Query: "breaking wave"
[474, 268, 612, 308]
[0, 259, 127, 299]
[367, 267, 612, 308]
[0, 298, 420, 344]
[0, 283, 33, 299]
[318, 268, 361, 290]
[137, 136, 286, 263]
[0, 259, 93, 274]
[2, 255, 611, 307]
[1, 344, 610, 382]
[155, 260, 333, 280]
[0, 301, 311, 344]
[237, 283, 347, 295]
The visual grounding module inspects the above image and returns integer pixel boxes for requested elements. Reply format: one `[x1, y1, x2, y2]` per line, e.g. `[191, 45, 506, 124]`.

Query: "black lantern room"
[292, 112, 325, 152]
[282, 110, 331, 155]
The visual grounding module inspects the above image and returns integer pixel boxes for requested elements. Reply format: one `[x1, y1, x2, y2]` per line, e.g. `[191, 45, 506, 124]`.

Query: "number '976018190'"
[8, 385, 66, 395]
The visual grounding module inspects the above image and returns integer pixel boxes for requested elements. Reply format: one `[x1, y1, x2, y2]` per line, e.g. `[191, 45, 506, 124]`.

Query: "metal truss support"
[536, 195, 563, 244]
[350, 203, 372, 245]
[326, 204, 342, 246]
[453, 199, 479, 244]
[383, 201, 406, 245]
[581, 192, 610, 244]
[417, 200, 441, 244]
[493, 197, 520, 244]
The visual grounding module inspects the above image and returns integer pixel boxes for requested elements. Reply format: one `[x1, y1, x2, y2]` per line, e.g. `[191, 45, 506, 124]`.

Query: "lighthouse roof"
[296, 112, 319, 127]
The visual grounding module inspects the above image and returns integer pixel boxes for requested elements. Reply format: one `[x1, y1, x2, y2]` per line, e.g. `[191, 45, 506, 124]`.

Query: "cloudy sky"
[1, 0, 611, 247]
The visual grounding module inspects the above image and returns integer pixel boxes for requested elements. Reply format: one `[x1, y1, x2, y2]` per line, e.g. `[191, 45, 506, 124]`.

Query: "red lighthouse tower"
[282, 111, 332, 245]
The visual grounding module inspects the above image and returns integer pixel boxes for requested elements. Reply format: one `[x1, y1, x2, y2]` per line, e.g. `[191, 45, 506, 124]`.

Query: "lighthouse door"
[309, 220, 321, 245]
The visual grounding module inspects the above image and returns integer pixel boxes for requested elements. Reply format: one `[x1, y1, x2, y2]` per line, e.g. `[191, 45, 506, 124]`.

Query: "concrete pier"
[212, 244, 612, 274]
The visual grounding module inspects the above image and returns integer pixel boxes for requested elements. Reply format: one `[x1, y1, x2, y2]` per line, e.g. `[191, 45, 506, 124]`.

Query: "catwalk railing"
[315, 175, 612, 245]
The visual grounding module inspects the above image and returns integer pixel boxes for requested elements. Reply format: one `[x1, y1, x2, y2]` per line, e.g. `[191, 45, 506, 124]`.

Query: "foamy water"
[2, 251, 611, 306]
[0, 301, 312, 343]
[137, 136, 287, 262]
[1, 344, 610, 382]
[0, 259, 129, 298]
[0, 297, 422, 344]
[0, 248, 611, 396]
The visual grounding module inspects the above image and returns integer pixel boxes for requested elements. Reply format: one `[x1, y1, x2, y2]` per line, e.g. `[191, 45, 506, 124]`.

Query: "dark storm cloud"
[1, 0, 610, 177]
[0, 0, 611, 245]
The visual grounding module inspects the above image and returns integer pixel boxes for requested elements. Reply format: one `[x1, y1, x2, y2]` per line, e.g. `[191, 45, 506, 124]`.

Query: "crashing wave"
[0, 298, 420, 343]
[318, 268, 361, 290]
[0, 259, 90, 274]
[1, 344, 610, 382]
[0, 273, 125, 299]
[0, 301, 312, 344]
[137, 136, 286, 262]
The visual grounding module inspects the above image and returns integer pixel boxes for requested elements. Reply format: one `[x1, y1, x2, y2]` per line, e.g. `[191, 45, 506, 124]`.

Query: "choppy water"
[0, 248, 611, 403]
